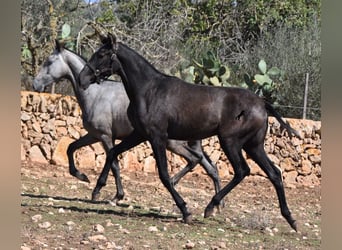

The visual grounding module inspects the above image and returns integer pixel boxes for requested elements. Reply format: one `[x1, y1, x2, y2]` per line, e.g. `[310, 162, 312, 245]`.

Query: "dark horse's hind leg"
[244, 143, 297, 231]
[67, 133, 99, 183]
[204, 138, 250, 217]
[91, 130, 146, 201]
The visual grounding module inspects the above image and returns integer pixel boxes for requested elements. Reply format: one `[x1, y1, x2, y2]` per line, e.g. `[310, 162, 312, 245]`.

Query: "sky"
[84, 0, 99, 3]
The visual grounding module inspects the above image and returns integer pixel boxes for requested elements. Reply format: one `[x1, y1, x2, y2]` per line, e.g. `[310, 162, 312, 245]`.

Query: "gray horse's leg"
[67, 133, 99, 182]
[188, 141, 222, 197]
[166, 140, 200, 186]
[167, 140, 222, 201]
[205, 138, 250, 218]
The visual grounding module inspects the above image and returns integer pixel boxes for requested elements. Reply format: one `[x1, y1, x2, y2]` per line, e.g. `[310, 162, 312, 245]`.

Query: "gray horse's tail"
[265, 102, 300, 139]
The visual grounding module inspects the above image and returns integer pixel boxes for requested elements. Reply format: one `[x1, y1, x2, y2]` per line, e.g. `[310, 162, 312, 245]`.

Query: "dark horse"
[33, 40, 222, 201]
[79, 33, 299, 231]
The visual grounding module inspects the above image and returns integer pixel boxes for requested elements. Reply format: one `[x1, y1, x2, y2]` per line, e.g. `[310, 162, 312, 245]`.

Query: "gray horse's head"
[33, 40, 67, 92]
[79, 33, 121, 90]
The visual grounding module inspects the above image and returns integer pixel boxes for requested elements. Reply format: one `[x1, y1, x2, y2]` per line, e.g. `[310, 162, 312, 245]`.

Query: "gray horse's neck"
[61, 49, 90, 110]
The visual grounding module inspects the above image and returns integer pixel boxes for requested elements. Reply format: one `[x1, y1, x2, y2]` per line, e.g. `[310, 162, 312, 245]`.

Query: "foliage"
[238, 20, 321, 120]
[21, 0, 321, 119]
[176, 51, 231, 87]
[244, 59, 283, 103]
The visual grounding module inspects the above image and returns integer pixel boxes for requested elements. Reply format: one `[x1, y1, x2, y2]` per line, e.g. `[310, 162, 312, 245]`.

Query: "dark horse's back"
[153, 75, 267, 141]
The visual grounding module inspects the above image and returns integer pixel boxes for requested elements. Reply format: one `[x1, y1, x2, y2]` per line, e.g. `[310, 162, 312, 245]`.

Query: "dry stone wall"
[21, 91, 321, 187]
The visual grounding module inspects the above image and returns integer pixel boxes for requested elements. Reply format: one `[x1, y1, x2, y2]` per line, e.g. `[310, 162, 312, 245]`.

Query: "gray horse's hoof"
[183, 213, 193, 224]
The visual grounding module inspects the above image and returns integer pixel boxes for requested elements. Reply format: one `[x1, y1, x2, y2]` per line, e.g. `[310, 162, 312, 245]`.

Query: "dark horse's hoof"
[289, 219, 297, 232]
[73, 172, 90, 183]
[183, 213, 193, 224]
[91, 192, 100, 201]
[111, 193, 124, 203]
[204, 205, 214, 218]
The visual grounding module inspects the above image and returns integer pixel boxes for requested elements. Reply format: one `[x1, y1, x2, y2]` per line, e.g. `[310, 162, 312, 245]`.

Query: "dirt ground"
[21, 161, 321, 250]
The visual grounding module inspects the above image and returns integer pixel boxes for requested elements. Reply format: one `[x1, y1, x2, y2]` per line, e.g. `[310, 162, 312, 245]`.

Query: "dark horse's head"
[79, 33, 121, 90]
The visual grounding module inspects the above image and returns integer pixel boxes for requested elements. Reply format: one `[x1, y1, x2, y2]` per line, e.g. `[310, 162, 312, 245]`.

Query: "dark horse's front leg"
[150, 137, 192, 223]
[91, 130, 145, 201]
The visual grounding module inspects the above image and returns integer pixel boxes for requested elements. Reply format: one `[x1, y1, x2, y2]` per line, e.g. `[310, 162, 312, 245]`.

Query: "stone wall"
[21, 91, 321, 187]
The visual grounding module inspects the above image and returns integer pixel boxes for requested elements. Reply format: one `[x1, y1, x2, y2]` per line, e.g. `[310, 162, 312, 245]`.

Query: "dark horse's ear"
[108, 33, 118, 51]
[55, 40, 64, 52]
[99, 33, 108, 44]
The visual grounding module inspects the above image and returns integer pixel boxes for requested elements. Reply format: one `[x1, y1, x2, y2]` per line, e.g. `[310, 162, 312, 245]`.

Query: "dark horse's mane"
[118, 42, 173, 79]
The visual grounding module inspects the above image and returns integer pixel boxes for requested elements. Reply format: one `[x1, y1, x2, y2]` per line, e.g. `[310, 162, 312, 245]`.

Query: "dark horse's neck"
[116, 43, 167, 99]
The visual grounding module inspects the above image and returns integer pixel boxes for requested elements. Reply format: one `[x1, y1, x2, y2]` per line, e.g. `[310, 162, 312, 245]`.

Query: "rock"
[93, 224, 105, 233]
[95, 154, 106, 170]
[88, 234, 107, 242]
[68, 126, 80, 139]
[58, 208, 65, 213]
[210, 150, 221, 163]
[51, 136, 74, 166]
[38, 221, 51, 229]
[39, 95, 47, 113]
[92, 142, 105, 155]
[217, 160, 230, 178]
[31, 214, 42, 222]
[75, 146, 96, 169]
[21, 112, 31, 121]
[39, 143, 52, 160]
[148, 226, 158, 232]
[66, 221, 75, 226]
[280, 158, 295, 172]
[66, 116, 77, 126]
[268, 154, 280, 165]
[142, 156, 156, 173]
[105, 219, 114, 227]
[80, 240, 90, 245]
[299, 160, 312, 176]
[21, 144, 26, 161]
[56, 126, 68, 137]
[28, 145, 48, 164]
[183, 240, 195, 249]
[297, 174, 320, 187]
[105, 241, 119, 249]
[283, 171, 298, 187]
[42, 119, 56, 133]
[309, 154, 321, 164]
[20, 91, 321, 188]
[32, 121, 42, 133]
[247, 159, 267, 177]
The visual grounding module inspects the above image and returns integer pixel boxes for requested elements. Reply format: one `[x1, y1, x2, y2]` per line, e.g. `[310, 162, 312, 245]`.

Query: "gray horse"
[33, 40, 222, 201]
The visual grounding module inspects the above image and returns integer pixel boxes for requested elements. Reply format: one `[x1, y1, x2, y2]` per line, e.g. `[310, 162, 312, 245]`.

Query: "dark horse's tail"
[265, 102, 300, 139]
